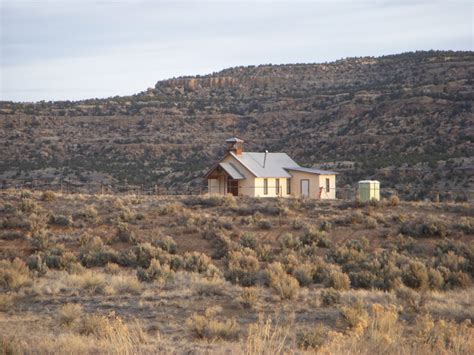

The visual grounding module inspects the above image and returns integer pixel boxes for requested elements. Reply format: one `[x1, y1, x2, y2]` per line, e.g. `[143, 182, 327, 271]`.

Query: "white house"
[205, 138, 337, 199]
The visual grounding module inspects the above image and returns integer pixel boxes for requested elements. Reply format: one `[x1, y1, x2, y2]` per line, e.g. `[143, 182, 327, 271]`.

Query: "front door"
[227, 178, 239, 196]
[300, 179, 309, 197]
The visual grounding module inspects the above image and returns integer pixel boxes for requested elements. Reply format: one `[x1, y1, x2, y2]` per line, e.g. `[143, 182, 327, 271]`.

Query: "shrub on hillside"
[183, 252, 213, 274]
[80, 236, 118, 267]
[240, 233, 258, 250]
[320, 288, 341, 306]
[279, 233, 300, 250]
[400, 216, 447, 238]
[0, 258, 32, 291]
[186, 306, 240, 341]
[137, 259, 173, 283]
[265, 262, 300, 300]
[326, 270, 350, 290]
[402, 261, 429, 290]
[41, 190, 56, 202]
[292, 263, 314, 287]
[225, 249, 260, 286]
[151, 235, 177, 254]
[49, 214, 73, 227]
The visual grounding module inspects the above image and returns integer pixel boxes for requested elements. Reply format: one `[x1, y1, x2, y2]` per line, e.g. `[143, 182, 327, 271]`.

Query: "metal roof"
[225, 137, 244, 143]
[285, 166, 338, 175]
[219, 162, 245, 180]
[230, 151, 299, 178]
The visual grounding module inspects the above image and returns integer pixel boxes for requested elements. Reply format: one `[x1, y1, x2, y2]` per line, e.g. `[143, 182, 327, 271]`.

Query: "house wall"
[208, 155, 336, 199]
[288, 171, 336, 199]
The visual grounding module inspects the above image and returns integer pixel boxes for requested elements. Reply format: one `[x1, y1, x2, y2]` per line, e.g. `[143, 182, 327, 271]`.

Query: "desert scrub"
[49, 214, 73, 227]
[225, 249, 260, 286]
[297, 325, 327, 350]
[265, 262, 300, 300]
[338, 301, 369, 333]
[137, 259, 173, 283]
[115, 222, 136, 243]
[151, 235, 177, 254]
[40, 190, 56, 201]
[0, 258, 32, 291]
[400, 215, 447, 238]
[80, 236, 118, 267]
[320, 288, 341, 306]
[240, 232, 258, 250]
[402, 261, 429, 290]
[278, 233, 300, 250]
[186, 306, 240, 341]
[292, 263, 314, 287]
[59, 303, 83, 326]
[237, 287, 260, 309]
[183, 252, 213, 274]
[244, 314, 292, 354]
[326, 270, 351, 290]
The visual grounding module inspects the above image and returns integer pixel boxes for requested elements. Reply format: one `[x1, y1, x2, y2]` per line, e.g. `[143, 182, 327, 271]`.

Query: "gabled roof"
[285, 166, 338, 175]
[219, 162, 245, 180]
[230, 151, 299, 178]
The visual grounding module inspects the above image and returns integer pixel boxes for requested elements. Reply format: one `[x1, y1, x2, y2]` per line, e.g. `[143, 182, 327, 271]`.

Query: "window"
[263, 178, 268, 195]
[326, 178, 330, 193]
[286, 178, 291, 194]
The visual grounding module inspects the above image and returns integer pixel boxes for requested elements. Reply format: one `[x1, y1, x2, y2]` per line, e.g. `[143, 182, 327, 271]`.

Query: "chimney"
[263, 150, 268, 168]
[225, 137, 244, 155]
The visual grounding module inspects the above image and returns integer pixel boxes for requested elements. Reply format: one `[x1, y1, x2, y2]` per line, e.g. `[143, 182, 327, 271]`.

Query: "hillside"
[0, 191, 473, 352]
[0, 51, 473, 200]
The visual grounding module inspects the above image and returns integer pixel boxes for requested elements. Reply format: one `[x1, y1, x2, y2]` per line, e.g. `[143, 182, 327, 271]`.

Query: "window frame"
[286, 178, 291, 195]
[326, 178, 330, 193]
[263, 178, 268, 195]
[275, 178, 280, 195]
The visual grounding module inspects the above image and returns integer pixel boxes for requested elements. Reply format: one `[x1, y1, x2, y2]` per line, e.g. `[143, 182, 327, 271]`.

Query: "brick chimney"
[225, 137, 244, 155]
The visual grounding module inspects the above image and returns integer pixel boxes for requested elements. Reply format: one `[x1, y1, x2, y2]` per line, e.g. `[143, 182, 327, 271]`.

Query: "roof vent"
[263, 150, 269, 168]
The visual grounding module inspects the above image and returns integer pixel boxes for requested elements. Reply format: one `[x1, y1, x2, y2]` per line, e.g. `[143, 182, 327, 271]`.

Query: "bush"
[390, 195, 400, 206]
[225, 250, 260, 286]
[257, 219, 272, 230]
[137, 259, 173, 283]
[327, 270, 350, 290]
[59, 303, 83, 326]
[266, 262, 300, 300]
[183, 252, 213, 274]
[400, 216, 447, 238]
[338, 301, 369, 333]
[445, 271, 471, 289]
[320, 220, 332, 232]
[320, 288, 341, 306]
[297, 325, 326, 350]
[402, 261, 429, 290]
[49, 214, 73, 227]
[240, 233, 257, 250]
[292, 263, 314, 287]
[152, 235, 177, 254]
[279, 233, 300, 250]
[237, 287, 260, 309]
[41, 191, 56, 202]
[80, 237, 118, 267]
[0, 258, 32, 291]
[186, 306, 240, 341]
[115, 222, 136, 243]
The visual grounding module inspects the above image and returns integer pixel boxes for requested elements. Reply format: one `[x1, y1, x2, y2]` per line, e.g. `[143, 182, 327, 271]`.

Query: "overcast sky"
[1, 0, 472, 102]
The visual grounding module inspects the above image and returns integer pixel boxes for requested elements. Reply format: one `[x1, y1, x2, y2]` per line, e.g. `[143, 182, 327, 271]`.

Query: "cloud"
[1, 0, 472, 101]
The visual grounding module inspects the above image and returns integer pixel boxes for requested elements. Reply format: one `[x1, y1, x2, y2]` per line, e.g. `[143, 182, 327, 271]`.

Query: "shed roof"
[229, 151, 299, 178]
[219, 162, 245, 180]
[285, 166, 338, 175]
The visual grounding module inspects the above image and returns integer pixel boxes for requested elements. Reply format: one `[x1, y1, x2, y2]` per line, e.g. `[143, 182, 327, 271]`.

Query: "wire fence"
[0, 179, 472, 202]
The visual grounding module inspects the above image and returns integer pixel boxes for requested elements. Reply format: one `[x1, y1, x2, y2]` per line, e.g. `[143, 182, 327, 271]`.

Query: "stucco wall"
[288, 171, 336, 199]
[207, 154, 336, 199]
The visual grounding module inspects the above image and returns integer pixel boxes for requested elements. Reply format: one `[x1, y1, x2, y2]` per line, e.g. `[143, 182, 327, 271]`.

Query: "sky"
[1, 0, 472, 102]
